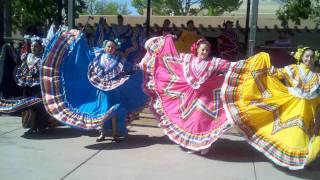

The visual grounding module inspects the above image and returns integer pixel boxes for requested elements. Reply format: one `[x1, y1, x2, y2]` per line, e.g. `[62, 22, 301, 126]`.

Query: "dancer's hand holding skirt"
[222, 52, 320, 170]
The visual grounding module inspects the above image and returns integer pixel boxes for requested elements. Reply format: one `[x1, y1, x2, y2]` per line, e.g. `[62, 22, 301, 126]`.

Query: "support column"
[0, 2, 4, 46]
[146, 0, 151, 38]
[247, 0, 259, 57]
[244, 0, 251, 55]
[67, 0, 75, 30]
[57, 0, 63, 25]
[4, 0, 12, 38]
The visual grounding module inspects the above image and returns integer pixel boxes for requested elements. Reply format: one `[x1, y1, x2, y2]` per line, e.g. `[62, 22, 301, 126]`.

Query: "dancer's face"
[105, 41, 116, 54]
[31, 42, 42, 55]
[197, 43, 210, 60]
[301, 49, 315, 68]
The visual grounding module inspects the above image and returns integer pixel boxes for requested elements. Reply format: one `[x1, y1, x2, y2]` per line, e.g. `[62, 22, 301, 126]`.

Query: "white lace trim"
[287, 87, 319, 99]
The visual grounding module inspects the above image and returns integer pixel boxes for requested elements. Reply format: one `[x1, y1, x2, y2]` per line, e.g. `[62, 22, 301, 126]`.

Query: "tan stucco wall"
[77, 15, 320, 49]
[76, 15, 318, 29]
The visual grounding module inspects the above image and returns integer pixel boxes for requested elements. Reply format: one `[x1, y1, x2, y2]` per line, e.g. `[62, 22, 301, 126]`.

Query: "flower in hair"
[293, 47, 309, 63]
[30, 35, 42, 45]
[190, 38, 211, 56]
[113, 38, 122, 49]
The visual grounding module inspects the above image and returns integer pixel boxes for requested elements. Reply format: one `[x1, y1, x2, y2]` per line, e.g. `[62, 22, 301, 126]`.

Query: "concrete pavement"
[0, 115, 319, 180]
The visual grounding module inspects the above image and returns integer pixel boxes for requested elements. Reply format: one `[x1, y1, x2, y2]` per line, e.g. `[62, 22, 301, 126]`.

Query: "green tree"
[85, 0, 97, 15]
[204, 0, 243, 16]
[95, 1, 118, 15]
[132, 0, 243, 16]
[11, 0, 86, 33]
[83, 0, 131, 15]
[276, 0, 320, 25]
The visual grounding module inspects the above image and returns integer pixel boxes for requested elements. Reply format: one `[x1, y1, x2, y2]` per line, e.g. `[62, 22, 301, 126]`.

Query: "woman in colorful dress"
[16, 36, 42, 91]
[90, 39, 147, 142]
[41, 29, 147, 142]
[175, 20, 202, 53]
[0, 36, 50, 133]
[222, 48, 320, 170]
[141, 35, 233, 154]
[16, 36, 53, 133]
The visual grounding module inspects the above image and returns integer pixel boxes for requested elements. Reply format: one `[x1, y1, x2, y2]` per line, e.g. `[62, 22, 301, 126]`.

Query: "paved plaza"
[0, 115, 319, 180]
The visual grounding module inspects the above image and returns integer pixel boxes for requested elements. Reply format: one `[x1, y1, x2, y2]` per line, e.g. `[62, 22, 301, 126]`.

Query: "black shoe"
[24, 129, 37, 134]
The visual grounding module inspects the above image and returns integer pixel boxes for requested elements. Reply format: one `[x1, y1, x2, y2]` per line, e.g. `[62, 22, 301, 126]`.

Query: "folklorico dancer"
[0, 36, 52, 133]
[41, 29, 147, 142]
[221, 47, 320, 170]
[141, 35, 233, 153]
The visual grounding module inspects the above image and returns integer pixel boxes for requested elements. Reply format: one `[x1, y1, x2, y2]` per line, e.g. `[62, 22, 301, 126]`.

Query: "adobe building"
[76, 0, 320, 49]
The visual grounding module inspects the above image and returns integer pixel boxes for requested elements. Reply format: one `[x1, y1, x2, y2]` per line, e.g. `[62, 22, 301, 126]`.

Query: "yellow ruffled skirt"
[222, 52, 320, 170]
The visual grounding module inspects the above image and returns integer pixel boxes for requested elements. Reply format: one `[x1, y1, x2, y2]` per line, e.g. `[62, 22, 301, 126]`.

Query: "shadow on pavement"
[85, 134, 174, 150]
[201, 138, 263, 163]
[203, 137, 320, 179]
[277, 159, 320, 179]
[129, 123, 160, 129]
[21, 127, 98, 139]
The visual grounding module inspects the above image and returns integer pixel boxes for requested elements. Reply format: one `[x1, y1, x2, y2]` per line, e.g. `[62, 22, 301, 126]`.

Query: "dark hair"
[103, 39, 121, 50]
[187, 20, 194, 26]
[223, 20, 233, 27]
[117, 15, 123, 20]
[302, 48, 315, 58]
[164, 19, 170, 24]
[190, 38, 212, 57]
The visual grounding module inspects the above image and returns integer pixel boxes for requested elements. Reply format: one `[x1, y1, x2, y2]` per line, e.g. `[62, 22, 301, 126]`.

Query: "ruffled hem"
[0, 97, 42, 113]
[142, 36, 233, 151]
[41, 29, 118, 130]
[154, 96, 232, 151]
[221, 52, 315, 170]
[145, 65, 232, 151]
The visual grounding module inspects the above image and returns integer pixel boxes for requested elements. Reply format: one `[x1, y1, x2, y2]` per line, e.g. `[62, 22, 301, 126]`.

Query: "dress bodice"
[272, 64, 320, 99]
[15, 53, 41, 87]
[88, 51, 130, 91]
[180, 53, 230, 89]
[26, 53, 41, 69]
